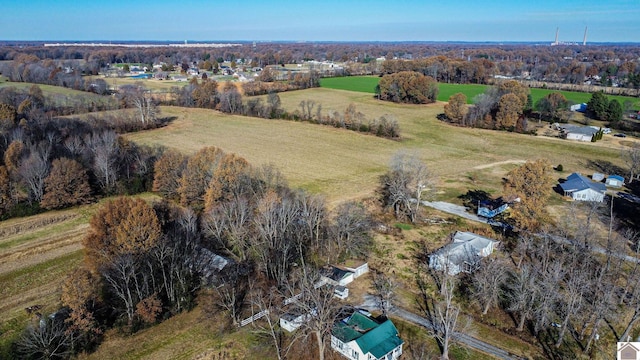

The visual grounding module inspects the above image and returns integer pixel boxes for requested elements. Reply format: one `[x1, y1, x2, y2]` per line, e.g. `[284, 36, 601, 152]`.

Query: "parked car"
[614, 133, 627, 138]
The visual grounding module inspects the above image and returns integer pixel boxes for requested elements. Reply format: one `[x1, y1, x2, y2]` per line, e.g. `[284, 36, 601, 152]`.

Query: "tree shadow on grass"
[458, 189, 492, 213]
[586, 159, 626, 177]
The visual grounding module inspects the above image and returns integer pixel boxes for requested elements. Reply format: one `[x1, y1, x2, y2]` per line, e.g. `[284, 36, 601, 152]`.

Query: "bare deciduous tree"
[85, 130, 119, 192]
[622, 144, 640, 184]
[331, 201, 372, 261]
[381, 152, 436, 223]
[17, 143, 50, 202]
[371, 270, 397, 316]
[17, 314, 73, 360]
[506, 264, 538, 332]
[472, 258, 507, 315]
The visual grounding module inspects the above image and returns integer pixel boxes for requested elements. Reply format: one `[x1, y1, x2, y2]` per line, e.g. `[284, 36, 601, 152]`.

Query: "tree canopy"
[377, 71, 438, 104]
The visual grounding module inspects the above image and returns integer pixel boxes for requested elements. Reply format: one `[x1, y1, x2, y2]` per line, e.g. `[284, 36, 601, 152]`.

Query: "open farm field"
[0, 81, 103, 99]
[320, 75, 640, 106]
[0, 194, 160, 357]
[93, 76, 187, 93]
[128, 88, 626, 206]
[0, 80, 114, 108]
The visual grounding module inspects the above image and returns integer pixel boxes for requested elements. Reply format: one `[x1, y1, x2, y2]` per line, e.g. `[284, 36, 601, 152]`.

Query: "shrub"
[556, 164, 563, 172]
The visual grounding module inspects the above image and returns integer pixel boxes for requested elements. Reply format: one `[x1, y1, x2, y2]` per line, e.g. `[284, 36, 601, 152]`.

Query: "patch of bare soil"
[473, 159, 526, 170]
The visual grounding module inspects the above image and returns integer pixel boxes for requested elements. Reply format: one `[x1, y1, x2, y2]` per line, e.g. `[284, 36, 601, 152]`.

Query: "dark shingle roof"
[560, 173, 606, 193]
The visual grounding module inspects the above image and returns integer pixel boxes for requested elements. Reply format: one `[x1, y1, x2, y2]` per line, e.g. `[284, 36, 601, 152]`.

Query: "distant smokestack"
[555, 27, 559, 44]
[583, 27, 588, 46]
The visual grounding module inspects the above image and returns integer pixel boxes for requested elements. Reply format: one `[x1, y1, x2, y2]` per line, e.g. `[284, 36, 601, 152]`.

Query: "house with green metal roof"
[331, 310, 404, 360]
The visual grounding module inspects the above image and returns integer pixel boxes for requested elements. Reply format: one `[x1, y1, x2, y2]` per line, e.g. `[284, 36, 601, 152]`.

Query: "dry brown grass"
[79, 307, 267, 360]
[127, 88, 625, 206]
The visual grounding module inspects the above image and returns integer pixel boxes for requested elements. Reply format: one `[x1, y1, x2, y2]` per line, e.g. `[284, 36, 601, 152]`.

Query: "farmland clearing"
[127, 88, 626, 205]
[320, 75, 640, 106]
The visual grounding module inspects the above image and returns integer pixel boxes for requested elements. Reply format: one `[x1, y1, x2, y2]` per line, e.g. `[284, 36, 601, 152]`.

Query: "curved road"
[391, 307, 521, 359]
[359, 295, 521, 359]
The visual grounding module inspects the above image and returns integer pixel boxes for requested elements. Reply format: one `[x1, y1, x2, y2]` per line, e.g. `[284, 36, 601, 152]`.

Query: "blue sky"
[2, 0, 638, 42]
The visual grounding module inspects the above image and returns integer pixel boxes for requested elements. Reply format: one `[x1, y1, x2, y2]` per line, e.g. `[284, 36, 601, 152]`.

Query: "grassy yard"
[319, 75, 640, 106]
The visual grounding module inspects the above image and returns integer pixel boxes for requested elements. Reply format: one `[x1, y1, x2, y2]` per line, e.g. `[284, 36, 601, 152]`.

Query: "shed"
[280, 308, 317, 332]
[606, 175, 625, 188]
[334, 286, 349, 299]
[342, 261, 369, 278]
[321, 266, 355, 286]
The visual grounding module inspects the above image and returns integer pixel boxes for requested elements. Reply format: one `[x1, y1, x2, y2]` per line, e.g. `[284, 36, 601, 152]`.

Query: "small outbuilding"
[606, 175, 625, 188]
[321, 266, 355, 287]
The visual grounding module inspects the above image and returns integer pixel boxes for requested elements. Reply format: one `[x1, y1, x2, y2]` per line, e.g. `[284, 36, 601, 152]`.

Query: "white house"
[331, 310, 403, 360]
[564, 126, 598, 142]
[342, 261, 369, 278]
[605, 175, 625, 188]
[280, 308, 316, 332]
[321, 266, 355, 287]
[428, 231, 499, 275]
[560, 173, 607, 202]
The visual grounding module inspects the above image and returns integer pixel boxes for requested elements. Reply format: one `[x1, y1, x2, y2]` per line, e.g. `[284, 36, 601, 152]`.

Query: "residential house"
[560, 173, 607, 202]
[280, 308, 317, 332]
[331, 310, 403, 360]
[606, 175, 625, 188]
[564, 125, 598, 142]
[428, 231, 499, 275]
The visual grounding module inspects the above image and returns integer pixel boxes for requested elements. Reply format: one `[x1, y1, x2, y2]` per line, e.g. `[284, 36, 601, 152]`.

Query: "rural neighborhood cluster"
[1, 39, 640, 360]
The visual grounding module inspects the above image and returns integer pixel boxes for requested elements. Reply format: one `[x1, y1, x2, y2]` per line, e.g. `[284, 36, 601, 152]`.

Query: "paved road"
[359, 296, 521, 359]
[390, 307, 520, 359]
[421, 201, 488, 223]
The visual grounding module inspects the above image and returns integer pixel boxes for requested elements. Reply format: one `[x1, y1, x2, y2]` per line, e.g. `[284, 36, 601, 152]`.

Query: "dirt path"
[473, 159, 526, 170]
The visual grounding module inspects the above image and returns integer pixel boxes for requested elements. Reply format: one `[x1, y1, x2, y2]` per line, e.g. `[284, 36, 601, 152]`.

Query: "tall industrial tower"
[583, 27, 588, 46]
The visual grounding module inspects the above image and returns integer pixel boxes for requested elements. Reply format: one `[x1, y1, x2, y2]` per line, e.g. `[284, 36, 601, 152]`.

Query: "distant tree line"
[3, 42, 640, 90]
[163, 77, 400, 139]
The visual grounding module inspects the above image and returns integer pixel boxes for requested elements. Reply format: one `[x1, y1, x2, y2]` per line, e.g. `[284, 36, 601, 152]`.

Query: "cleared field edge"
[319, 75, 640, 105]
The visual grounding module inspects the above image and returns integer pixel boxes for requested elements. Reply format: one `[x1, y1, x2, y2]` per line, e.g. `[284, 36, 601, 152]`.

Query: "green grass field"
[319, 75, 640, 107]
